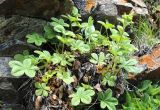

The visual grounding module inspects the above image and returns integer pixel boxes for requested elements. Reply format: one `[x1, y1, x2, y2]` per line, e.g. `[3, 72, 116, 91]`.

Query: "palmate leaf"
[56, 69, 74, 84]
[34, 50, 53, 63]
[98, 89, 118, 110]
[102, 73, 117, 87]
[44, 25, 56, 39]
[120, 58, 142, 74]
[54, 25, 65, 33]
[90, 52, 106, 65]
[35, 82, 50, 97]
[26, 33, 46, 46]
[70, 40, 90, 53]
[14, 50, 30, 62]
[51, 17, 69, 27]
[9, 59, 39, 78]
[98, 21, 114, 30]
[70, 87, 95, 106]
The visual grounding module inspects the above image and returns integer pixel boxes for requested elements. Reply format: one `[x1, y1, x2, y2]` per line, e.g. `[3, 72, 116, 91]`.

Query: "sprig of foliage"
[34, 50, 53, 63]
[35, 82, 50, 97]
[98, 89, 118, 110]
[123, 80, 160, 110]
[70, 86, 95, 106]
[102, 73, 117, 87]
[70, 40, 90, 54]
[55, 67, 74, 84]
[89, 52, 110, 66]
[9, 59, 39, 77]
[26, 33, 46, 46]
[52, 52, 75, 66]
[8, 6, 144, 109]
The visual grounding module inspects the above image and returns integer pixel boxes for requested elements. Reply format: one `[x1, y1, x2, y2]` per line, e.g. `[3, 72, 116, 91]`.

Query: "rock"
[112, 0, 148, 15]
[129, 44, 160, 82]
[0, 79, 19, 104]
[0, 15, 46, 43]
[0, 0, 73, 20]
[0, 57, 18, 104]
[0, 15, 45, 56]
[72, 0, 148, 23]
[1, 104, 25, 110]
[0, 57, 28, 107]
[0, 57, 12, 77]
[94, 1, 118, 23]
[0, 39, 39, 57]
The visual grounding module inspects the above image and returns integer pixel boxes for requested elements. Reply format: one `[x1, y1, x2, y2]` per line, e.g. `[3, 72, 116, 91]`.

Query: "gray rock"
[0, 0, 73, 20]
[0, 57, 19, 104]
[0, 57, 28, 105]
[0, 79, 19, 104]
[0, 57, 11, 77]
[0, 104, 25, 110]
[94, 1, 118, 23]
[0, 39, 39, 57]
[0, 15, 45, 56]
[0, 15, 47, 43]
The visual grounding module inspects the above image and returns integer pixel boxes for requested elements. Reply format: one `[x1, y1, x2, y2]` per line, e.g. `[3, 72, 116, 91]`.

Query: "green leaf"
[70, 86, 95, 106]
[71, 96, 80, 106]
[98, 89, 118, 110]
[56, 69, 74, 84]
[120, 58, 141, 74]
[35, 89, 43, 96]
[35, 82, 42, 88]
[52, 52, 74, 66]
[44, 25, 56, 39]
[54, 25, 65, 33]
[26, 33, 46, 46]
[72, 6, 79, 17]
[70, 40, 90, 53]
[91, 53, 98, 61]
[34, 50, 53, 63]
[89, 52, 106, 65]
[51, 17, 69, 27]
[102, 73, 117, 87]
[9, 59, 39, 78]
[64, 31, 76, 37]
[98, 21, 114, 30]
[99, 52, 106, 65]
[14, 50, 30, 62]
[35, 82, 50, 97]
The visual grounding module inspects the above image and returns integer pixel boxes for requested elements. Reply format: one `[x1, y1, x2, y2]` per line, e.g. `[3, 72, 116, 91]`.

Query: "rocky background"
[0, 0, 157, 110]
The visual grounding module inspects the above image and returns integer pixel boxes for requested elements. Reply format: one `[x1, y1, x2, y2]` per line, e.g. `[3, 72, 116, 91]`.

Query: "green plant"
[102, 73, 117, 87]
[35, 50, 53, 63]
[89, 52, 110, 66]
[52, 52, 75, 66]
[70, 40, 90, 53]
[8, 6, 142, 109]
[69, 86, 95, 106]
[26, 33, 46, 46]
[9, 59, 39, 77]
[131, 18, 160, 48]
[119, 58, 141, 74]
[35, 82, 50, 97]
[123, 80, 160, 110]
[55, 67, 74, 84]
[98, 89, 118, 110]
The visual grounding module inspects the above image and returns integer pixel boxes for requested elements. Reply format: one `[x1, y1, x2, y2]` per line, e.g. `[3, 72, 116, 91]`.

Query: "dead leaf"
[73, 60, 81, 70]
[133, 7, 148, 15]
[130, 0, 147, 7]
[72, 75, 78, 87]
[35, 96, 42, 110]
[94, 83, 102, 92]
[52, 94, 58, 100]
[156, 5, 160, 12]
